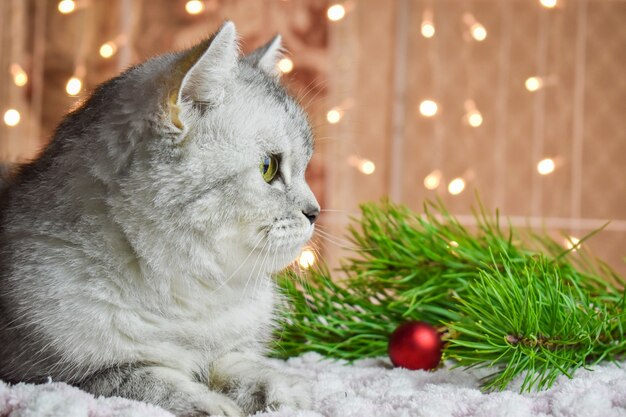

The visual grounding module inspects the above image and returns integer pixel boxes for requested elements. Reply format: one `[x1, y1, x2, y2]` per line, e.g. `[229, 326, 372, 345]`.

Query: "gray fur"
[0, 163, 11, 190]
[0, 22, 318, 416]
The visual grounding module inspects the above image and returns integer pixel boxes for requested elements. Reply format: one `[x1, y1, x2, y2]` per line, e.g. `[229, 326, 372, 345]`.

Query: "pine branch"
[445, 253, 626, 391]
[271, 198, 626, 392]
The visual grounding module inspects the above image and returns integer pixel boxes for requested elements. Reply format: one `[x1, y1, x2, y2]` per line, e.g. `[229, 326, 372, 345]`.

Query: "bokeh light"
[277, 57, 294, 73]
[525, 76, 543, 92]
[471, 24, 487, 41]
[421, 22, 435, 38]
[448, 178, 466, 195]
[58, 0, 75, 14]
[424, 170, 442, 190]
[359, 160, 376, 175]
[327, 4, 346, 21]
[327, 108, 344, 124]
[185, 0, 204, 15]
[299, 249, 316, 268]
[99, 42, 117, 59]
[537, 158, 556, 175]
[3, 109, 21, 127]
[419, 100, 438, 117]
[66, 77, 82, 96]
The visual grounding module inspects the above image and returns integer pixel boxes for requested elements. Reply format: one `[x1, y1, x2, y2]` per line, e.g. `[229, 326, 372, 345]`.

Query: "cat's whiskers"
[294, 80, 317, 106]
[308, 237, 343, 301]
[313, 227, 359, 251]
[252, 241, 274, 298]
[301, 85, 326, 113]
[317, 225, 377, 252]
[295, 77, 325, 110]
[287, 249, 320, 318]
[241, 238, 271, 298]
[267, 244, 279, 293]
[213, 232, 265, 293]
[309, 236, 325, 259]
[254, 238, 281, 299]
[310, 236, 334, 272]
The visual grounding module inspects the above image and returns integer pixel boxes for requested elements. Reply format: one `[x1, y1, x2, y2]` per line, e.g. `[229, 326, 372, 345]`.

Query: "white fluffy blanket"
[2, 353, 626, 417]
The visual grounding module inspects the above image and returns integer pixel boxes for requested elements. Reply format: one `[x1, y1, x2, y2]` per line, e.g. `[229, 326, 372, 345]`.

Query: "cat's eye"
[260, 155, 279, 182]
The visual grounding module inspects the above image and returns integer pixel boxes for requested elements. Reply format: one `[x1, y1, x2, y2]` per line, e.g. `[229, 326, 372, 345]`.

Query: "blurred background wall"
[1, 0, 625, 274]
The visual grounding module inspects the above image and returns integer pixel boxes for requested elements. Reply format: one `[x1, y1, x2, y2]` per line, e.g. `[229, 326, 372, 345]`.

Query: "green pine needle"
[271, 198, 626, 392]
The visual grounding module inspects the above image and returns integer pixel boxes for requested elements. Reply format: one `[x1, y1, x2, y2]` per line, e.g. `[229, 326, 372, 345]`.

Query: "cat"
[0, 21, 319, 417]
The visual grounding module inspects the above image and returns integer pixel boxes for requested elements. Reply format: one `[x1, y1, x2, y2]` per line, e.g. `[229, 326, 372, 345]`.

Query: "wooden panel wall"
[1, 0, 625, 275]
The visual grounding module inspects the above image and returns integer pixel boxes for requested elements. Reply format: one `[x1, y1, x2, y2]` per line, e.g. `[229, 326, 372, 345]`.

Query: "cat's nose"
[302, 207, 320, 225]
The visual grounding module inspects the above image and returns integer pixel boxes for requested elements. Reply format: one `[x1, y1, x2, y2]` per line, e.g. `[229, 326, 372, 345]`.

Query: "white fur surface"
[0, 379, 171, 417]
[3, 353, 626, 417]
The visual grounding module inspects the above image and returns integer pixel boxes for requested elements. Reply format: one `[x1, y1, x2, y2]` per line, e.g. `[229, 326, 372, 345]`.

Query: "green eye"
[260, 155, 279, 182]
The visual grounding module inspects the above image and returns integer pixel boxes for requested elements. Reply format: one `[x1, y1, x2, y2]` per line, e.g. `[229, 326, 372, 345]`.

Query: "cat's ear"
[244, 35, 283, 77]
[167, 21, 239, 132]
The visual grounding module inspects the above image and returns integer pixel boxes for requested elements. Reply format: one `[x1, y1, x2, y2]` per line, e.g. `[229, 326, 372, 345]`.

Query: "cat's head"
[89, 22, 319, 281]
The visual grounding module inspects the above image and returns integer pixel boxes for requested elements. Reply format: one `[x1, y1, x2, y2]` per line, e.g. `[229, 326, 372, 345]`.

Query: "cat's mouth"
[246, 219, 313, 271]
[259, 215, 312, 241]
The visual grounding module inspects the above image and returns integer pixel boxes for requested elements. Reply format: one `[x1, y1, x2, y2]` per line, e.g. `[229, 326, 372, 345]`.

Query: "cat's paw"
[263, 372, 312, 411]
[187, 391, 243, 417]
[233, 371, 312, 413]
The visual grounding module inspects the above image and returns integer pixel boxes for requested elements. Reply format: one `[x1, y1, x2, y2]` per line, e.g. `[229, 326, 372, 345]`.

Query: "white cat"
[0, 21, 319, 416]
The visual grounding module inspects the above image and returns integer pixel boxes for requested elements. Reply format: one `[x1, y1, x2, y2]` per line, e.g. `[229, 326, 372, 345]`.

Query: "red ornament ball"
[388, 321, 443, 370]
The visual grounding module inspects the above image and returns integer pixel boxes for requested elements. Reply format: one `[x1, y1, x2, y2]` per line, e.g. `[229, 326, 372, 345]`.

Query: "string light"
[277, 57, 294, 74]
[185, 0, 204, 15]
[540, 0, 558, 8]
[421, 9, 435, 38]
[66, 65, 85, 96]
[359, 160, 376, 175]
[99, 41, 118, 59]
[419, 99, 438, 117]
[526, 75, 558, 92]
[471, 24, 487, 41]
[10, 64, 28, 87]
[464, 100, 483, 127]
[327, 4, 346, 21]
[525, 76, 544, 92]
[298, 249, 316, 269]
[564, 236, 581, 251]
[347, 155, 375, 175]
[66, 77, 82, 96]
[3, 109, 21, 127]
[468, 111, 483, 127]
[421, 22, 435, 38]
[448, 178, 466, 195]
[57, 0, 75, 14]
[537, 158, 556, 175]
[463, 13, 487, 42]
[423, 170, 442, 190]
[326, 107, 344, 124]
